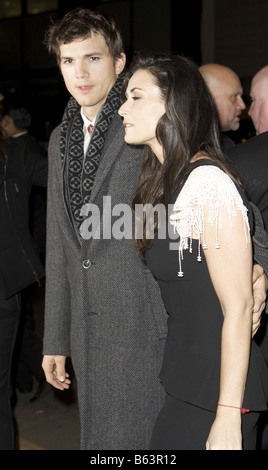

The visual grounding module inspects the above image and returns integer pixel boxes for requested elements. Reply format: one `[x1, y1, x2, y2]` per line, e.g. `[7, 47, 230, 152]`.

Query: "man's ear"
[115, 53, 126, 75]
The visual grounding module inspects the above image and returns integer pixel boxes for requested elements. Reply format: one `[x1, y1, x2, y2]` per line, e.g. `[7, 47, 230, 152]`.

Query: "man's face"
[212, 73, 246, 132]
[1, 114, 16, 137]
[59, 33, 125, 121]
[248, 79, 268, 135]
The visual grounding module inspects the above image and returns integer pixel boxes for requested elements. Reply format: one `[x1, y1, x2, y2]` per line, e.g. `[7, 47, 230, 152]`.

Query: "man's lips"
[76, 85, 94, 93]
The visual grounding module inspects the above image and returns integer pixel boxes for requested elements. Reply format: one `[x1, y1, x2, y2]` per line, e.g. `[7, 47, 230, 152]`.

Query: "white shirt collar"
[81, 108, 96, 133]
[81, 108, 96, 155]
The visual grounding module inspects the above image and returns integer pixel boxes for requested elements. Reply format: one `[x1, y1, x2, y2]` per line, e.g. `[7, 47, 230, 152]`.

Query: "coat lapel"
[89, 114, 125, 205]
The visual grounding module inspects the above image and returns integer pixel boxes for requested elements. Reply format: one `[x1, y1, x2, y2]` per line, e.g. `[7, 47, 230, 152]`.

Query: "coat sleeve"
[42, 127, 71, 356]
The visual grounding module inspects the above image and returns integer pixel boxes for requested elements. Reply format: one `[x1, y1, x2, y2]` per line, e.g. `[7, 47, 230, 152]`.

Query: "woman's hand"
[206, 413, 242, 450]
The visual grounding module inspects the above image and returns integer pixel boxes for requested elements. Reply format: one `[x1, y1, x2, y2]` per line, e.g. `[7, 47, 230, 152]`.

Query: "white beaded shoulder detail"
[170, 165, 251, 277]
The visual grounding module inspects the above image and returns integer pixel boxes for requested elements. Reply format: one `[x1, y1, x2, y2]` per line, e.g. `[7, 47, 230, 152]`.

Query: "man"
[0, 117, 47, 449]
[248, 65, 268, 136]
[228, 65, 268, 450]
[199, 62, 268, 261]
[42, 10, 266, 450]
[0, 97, 47, 251]
[0, 97, 48, 401]
[227, 65, 268, 230]
[41, 8, 167, 450]
[199, 63, 246, 149]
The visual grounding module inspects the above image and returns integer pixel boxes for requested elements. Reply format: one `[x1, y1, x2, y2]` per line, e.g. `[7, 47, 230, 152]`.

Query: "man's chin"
[230, 121, 240, 132]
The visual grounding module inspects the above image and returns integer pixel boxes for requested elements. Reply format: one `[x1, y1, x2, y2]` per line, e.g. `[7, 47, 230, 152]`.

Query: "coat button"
[82, 259, 92, 269]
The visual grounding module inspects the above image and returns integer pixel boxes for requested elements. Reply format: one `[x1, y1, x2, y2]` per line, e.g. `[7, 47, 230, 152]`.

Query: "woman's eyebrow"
[130, 87, 143, 93]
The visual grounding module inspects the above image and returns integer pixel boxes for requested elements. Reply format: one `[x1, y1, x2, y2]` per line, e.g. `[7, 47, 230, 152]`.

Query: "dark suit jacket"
[227, 132, 268, 362]
[227, 131, 268, 230]
[0, 137, 47, 298]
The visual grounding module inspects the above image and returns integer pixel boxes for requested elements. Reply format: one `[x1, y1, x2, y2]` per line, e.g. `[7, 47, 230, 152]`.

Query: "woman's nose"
[118, 103, 127, 116]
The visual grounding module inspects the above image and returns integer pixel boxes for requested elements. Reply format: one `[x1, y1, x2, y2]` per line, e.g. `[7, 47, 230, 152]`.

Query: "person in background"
[227, 65, 268, 230]
[248, 65, 268, 136]
[199, 63, 246, 150]
[0, 123, 47, 449]
[119, 51, 268, 450]
[0, 97, 48, 402]
[227, 65, 268, 449]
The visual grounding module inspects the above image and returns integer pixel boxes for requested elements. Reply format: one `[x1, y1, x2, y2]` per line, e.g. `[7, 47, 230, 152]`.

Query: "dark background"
[0, 0, 267, 143]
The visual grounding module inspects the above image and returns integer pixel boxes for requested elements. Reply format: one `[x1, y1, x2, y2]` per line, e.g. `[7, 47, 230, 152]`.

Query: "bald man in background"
[227, 65, 268, 230]
[248, 65, 268, 136]
[199, 63, 268, 229]
[225, 65, 268, 450]
[199, 63, 246, 149]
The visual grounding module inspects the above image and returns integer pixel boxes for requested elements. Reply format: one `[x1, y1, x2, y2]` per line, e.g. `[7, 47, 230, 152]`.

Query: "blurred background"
[0, 0, 268, 145]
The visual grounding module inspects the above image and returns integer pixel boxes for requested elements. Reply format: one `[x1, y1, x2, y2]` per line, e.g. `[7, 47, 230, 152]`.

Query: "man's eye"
[90, 56, 99, 61]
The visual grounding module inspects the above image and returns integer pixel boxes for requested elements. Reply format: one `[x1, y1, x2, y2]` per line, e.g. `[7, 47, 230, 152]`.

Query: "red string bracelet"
[218, 403, 250, 414]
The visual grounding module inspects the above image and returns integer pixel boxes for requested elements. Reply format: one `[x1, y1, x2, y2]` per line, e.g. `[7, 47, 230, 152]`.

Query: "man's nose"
[75, 62, 89, 78]
[238, 96, 246, 110]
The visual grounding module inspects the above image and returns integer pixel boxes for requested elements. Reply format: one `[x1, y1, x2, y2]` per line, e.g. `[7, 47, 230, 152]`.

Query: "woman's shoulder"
[177, 160, 241, 207]
[171, 159, 250, 242]
[188, 157, 231, 180]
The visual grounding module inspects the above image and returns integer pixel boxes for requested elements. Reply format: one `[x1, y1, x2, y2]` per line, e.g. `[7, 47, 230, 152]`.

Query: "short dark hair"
[44, 8, 124, 65]
[1, 96, 31, 129]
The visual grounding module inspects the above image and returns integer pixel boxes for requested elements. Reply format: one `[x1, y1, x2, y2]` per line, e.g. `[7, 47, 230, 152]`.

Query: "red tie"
[88, 124, 94, 135]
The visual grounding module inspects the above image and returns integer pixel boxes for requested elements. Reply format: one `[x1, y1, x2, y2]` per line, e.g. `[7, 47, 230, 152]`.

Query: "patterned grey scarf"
[60, 73, 124, 235]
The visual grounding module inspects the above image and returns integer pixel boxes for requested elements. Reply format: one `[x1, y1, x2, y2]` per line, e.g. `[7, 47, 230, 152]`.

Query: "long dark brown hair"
[121, 51, 239, 260]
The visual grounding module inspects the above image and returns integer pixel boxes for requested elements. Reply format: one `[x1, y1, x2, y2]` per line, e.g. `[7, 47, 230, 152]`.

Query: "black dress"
[146, 160, 268, 450]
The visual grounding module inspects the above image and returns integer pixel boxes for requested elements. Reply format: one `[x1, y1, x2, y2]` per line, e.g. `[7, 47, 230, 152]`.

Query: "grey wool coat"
[43, 113, 168, 450]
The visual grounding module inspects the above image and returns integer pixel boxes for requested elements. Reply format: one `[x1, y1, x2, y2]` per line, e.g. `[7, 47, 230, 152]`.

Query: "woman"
[0, 125, 46, 449]
[118, 52, 268, 450]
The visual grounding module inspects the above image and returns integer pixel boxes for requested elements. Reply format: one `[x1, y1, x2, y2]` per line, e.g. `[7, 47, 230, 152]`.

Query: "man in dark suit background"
[227, 65, 268, 230]
[227, 65, 268, 450]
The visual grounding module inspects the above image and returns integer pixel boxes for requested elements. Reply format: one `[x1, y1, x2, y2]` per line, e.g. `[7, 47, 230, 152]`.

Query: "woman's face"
[118, 69, 165, 162]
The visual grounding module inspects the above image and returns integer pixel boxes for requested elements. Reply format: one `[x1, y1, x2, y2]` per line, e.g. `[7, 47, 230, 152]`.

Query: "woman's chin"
[124, 136, 139, 145]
